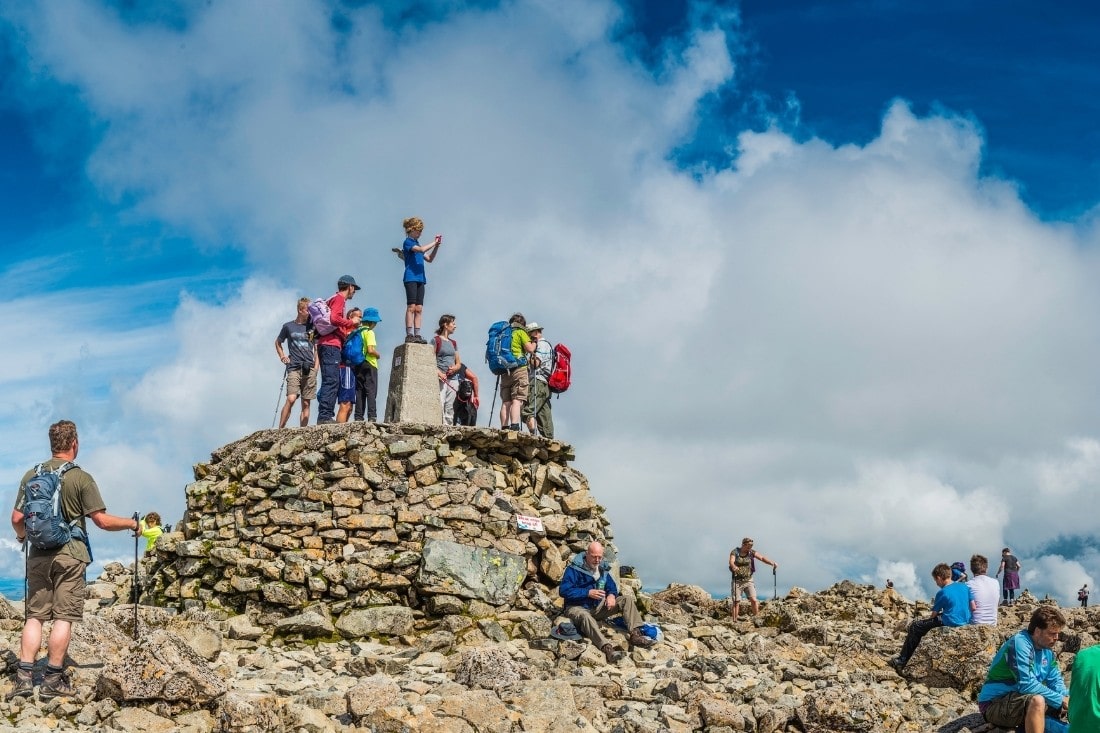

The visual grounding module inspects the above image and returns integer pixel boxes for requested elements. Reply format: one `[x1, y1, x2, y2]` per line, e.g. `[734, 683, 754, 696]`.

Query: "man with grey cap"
[316, 275, 361, 424]
[522, 322, 554, 438]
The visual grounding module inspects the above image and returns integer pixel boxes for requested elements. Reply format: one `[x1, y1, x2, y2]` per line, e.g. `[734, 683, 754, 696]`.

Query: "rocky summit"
[0, 422, 1096, 732]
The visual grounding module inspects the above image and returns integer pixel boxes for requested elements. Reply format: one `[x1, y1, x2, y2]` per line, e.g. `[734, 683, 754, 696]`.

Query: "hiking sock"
[45, 664, 63, 676]
[17, 662, 33, 673]
[413, 328, 420, 337]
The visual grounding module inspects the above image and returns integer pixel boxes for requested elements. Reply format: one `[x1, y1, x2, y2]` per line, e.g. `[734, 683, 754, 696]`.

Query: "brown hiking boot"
[601, 644, 623, 663]
[629, 628, 656, 649]
[39, 669, 73, 699]
[6, 667, 33, 700]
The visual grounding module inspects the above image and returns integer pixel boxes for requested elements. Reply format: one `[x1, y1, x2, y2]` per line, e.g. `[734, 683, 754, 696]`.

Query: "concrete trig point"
[384, 342, 442, 424]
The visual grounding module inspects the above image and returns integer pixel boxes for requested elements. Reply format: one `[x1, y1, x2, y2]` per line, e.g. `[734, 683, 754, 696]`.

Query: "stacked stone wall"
[145, 422, 613, 631]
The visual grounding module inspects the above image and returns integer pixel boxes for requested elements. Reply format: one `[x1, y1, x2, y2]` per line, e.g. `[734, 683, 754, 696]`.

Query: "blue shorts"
[338, 365, 356, 403]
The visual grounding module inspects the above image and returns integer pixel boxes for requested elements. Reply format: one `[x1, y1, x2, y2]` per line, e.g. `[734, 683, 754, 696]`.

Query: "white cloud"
[1, 1, 1099, 605]
[1022, 554, 1095, 607]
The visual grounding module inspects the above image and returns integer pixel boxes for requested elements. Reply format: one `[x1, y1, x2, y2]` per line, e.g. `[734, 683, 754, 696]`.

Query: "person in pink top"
[316, 276, 361, 424]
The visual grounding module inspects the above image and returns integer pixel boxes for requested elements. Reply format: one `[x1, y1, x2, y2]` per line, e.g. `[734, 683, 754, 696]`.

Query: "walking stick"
[271, 367, 288, 428]
[22, 538, 27, 622]
[488, 375, 500, 427]
[773, 566, 777, 601]
[132, 512, 140, 639]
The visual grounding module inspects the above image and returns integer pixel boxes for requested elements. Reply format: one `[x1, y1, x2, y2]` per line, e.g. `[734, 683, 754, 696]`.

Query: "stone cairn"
[144, 421, 611, 633]
[3, 421, 1099, 731]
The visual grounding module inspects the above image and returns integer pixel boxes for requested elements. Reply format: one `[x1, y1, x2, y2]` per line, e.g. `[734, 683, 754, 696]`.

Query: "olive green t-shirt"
[14, 458, 106, 564]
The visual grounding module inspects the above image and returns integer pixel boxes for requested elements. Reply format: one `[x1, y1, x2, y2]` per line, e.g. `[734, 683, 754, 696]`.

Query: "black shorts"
[404, 281, 425, 306]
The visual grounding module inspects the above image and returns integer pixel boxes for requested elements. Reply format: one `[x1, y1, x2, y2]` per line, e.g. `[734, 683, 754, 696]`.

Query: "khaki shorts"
[26, 553, 87, 622]
[286, 367, 317, 398]
[731, 578, 757, 601]
[500, 366, 529, 402]
[981, 691, 1037, 728]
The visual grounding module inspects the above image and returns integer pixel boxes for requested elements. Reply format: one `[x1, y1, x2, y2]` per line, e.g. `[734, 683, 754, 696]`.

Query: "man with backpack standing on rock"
[314, 276, 361, 424]
[522, 322, 554, 439]
[497, 313, 536, 431]
[9, 420, 140, 700]
[275, 297, 319, 428]
[729, 537, 779, 622]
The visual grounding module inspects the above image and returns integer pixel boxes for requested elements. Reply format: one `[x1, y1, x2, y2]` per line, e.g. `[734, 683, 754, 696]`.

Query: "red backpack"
[546, 343, 571, 394]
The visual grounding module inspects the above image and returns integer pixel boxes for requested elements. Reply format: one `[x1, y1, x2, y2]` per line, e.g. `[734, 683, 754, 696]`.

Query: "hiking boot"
[6, 668, 33, 700]
[601, 644, 623, 663]
[404, 335, 418, 344]
[629, 628, 656, 649]
[888, 657, 907, 674]
[39, 669, 73, 700]
[415, 336, 427, 344]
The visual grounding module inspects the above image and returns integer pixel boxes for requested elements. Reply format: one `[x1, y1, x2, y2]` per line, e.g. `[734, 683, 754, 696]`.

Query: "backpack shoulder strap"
[434, 336, 442, 354]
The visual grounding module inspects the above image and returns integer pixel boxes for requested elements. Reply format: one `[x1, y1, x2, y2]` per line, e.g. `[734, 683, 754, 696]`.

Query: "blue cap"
[338, 275, 361, 291]
[363, 307, 382, 323]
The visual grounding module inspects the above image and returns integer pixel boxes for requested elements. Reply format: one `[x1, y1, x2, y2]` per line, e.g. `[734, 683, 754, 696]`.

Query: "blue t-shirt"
[402, 237, 426, 283]
[932, 581, 972, 627]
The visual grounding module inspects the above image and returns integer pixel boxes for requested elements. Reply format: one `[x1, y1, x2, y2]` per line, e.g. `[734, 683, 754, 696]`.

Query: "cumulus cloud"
[1, 0, 1099, 605]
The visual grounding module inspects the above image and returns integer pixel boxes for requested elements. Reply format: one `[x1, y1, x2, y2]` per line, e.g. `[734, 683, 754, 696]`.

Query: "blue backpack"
[343, 326, 367, 366]
[22, 462, 88, 552]
[485, 321, 527, 376]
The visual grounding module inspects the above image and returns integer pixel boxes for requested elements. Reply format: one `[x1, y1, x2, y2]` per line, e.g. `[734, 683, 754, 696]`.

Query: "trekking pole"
[271, 366, 288, 428]
[132, 512, 140, 640]
[22, 538, 27, 622]
[773, 566, 777, 601]
[488, 375, 500, 427]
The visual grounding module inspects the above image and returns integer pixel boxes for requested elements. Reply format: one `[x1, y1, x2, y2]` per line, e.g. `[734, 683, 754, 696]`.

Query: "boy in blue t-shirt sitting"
[890, 562, 972, 672]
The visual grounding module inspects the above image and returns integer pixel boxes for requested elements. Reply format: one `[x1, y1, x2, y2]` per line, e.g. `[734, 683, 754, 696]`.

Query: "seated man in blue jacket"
[978, 606, 1069, 733]
[559, 541, 655, 663]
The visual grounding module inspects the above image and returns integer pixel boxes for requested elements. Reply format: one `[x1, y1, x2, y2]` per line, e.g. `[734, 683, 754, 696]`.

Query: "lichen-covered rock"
[418, 538, 527, 605]
[95, 628, 228, 705]
[454, 645, 529, 690]
[905, 623, 1003, 694]
[335, 606, 414, 637]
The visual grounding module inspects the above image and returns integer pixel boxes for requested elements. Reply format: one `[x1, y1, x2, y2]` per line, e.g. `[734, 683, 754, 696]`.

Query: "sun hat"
[549, 621, 583, 641]
[338, 275, 362, 291]
[526, 322, 542, 333]
[363, 307, 382, 322]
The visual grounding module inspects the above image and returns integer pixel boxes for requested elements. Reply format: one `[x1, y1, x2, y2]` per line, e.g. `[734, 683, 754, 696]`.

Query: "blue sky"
[1, 0, 1099, 604]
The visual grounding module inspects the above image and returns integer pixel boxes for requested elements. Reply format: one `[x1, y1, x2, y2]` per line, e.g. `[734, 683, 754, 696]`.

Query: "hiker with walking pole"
[274, 297, 319, 428]
[521, 323, 555, 438]
[728, 537, 779, 622]
[8, 420, 140, 700]
[485, 313, 536, 431]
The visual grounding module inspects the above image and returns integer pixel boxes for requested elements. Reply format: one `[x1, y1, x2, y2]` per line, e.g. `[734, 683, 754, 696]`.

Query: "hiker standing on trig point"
[729, 537, 778, 622]
[9, 420, 139, 700]
[397, 216, 441, 344]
